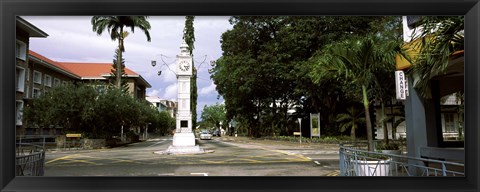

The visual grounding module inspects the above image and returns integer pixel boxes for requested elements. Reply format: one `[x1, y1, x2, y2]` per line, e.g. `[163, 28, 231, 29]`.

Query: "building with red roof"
[19, 50, 151, 137]
[27, 50, 151, 100]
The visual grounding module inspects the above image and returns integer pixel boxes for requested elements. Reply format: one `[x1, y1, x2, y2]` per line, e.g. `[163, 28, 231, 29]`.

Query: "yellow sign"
[396, 38, 423, 70]
[66, 134, 82, 138]
[310, 113, 321, 137]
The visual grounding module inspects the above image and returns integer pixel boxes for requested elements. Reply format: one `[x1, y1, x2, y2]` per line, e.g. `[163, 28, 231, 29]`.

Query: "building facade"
[15, 17, 49, 137]
[145, 96, 177, 118]
[15, 17, 151, 139]
[397, 16, 465, 172]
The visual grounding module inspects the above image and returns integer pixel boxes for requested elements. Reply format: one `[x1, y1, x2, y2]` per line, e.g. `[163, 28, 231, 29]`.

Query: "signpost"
[310, 113, 321, 138]
[395, 71, 408, 100]
[297, 118, 302, 144]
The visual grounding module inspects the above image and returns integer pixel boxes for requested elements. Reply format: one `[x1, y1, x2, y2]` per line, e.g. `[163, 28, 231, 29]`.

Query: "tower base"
[172, 132, 196, 146]
[155, 132, 207, 155]
[162, 145, 204, 155]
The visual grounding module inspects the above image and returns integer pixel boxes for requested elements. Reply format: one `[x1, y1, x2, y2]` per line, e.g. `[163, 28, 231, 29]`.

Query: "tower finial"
[180, 41, 189, 56]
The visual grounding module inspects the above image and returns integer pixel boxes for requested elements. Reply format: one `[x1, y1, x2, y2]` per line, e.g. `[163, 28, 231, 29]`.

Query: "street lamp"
[152, 54, 216, 78]
[151, 54, 177, 76]
[297, 118, 302, 144]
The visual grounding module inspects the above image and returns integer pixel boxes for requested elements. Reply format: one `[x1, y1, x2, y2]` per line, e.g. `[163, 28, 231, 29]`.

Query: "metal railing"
[16, 143, 45, 176]
[339, 142, 464, 176]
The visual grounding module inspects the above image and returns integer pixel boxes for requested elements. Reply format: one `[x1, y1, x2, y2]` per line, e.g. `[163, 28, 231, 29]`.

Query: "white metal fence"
[339, 142, 464, 176]
[16, 143, 45, 176]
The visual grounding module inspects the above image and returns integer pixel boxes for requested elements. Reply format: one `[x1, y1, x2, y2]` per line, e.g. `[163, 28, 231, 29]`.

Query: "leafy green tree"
[213, 16, 400, 138]
[310, 35, 399, 151]
[153, 111, 175, 135]
[110, 48, 129, 93]
[24, 83, 98, 133]
[183, 16, 197, 131]
[200, 103, 227, 131]
[91, 16, 151, 89]
[408, 16, 464, 98]
[336, 105, 366, 140]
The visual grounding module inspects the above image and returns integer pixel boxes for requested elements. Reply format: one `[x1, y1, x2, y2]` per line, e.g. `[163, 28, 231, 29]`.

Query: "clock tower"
[162, 41, 204, 154]
[175, 41, 193, 136]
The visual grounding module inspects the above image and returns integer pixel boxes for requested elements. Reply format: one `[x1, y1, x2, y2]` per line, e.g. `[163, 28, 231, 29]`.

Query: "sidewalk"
[216, 135, 340, 152]
[217, 135, 341, 176]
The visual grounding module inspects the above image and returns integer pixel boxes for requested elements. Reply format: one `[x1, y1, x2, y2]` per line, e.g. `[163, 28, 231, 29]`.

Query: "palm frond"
[408, 16, 464, 98]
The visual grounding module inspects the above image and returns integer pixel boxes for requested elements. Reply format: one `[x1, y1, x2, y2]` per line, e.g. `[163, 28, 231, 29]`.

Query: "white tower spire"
[160, 41, 205, 155]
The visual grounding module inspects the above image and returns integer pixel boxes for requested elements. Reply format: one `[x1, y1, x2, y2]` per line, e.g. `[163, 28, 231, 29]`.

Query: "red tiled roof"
[29, 50, 139, 79]
[58, 62, 139, 79]
[29, 50, 79, 78]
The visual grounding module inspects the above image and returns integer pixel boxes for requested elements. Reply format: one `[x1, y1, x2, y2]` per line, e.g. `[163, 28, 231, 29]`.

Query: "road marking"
[314, 161, 321, 165]
[56, 159, 99, 165]
[270, 149, 311, 161]
[158, 173, 175, 176]
[325, 170, 341, 176]
[191, 173, 208, 176]
[306, 157, 312, 160]
[230, 158, 263, 163]
[46, 154, 80, 164]
[199, 160, 223, 164]
[147, 140, 167, 148]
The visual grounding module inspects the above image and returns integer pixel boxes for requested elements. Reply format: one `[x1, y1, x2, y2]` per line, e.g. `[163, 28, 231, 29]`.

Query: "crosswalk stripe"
[325, 170, 341, 176]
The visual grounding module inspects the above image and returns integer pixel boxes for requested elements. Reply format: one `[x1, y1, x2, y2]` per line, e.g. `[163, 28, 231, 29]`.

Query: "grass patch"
[261, 135, 353, 144]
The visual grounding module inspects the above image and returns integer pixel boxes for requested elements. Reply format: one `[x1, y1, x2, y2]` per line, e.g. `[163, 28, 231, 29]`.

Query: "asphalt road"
[44, 136, 340, 176]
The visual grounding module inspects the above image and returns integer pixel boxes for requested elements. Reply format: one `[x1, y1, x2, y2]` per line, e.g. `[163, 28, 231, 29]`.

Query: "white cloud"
[22, 16, 229, 119]
[161, 83, 178, 100]
[147, 89, 160, 97]
[198, 82, 216, 95]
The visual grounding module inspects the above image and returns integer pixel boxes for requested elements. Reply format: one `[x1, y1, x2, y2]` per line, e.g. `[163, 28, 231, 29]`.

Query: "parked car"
[199, 131, 212, 140]
[212, 130, 221, 137]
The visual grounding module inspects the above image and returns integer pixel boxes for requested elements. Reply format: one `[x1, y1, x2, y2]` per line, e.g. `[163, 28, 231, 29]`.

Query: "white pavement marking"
[306, 157, 312, 160]
[191, 173, 209, 176]
[158, 173, 175, 176]
[147, 140, 167, 148]
[314, 161, 321, 165]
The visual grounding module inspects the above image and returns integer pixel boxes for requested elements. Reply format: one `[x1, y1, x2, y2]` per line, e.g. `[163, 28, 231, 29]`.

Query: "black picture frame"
[1, 0, 479, 192]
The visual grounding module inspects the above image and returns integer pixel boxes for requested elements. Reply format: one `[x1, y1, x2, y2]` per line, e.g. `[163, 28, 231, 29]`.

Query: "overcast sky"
[22, 16, 232, 121]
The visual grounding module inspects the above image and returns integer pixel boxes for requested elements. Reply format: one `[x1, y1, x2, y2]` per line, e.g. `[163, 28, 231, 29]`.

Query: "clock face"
[179, 60, 190, 72]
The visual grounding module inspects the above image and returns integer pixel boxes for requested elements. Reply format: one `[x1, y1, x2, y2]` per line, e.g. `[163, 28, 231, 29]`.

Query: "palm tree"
[320, 35, 399, 151]
[336, 105, 366, 140]
[107, 31, 130, 93]
[408, 16, 464, 98]
[91, 16, 152, 89]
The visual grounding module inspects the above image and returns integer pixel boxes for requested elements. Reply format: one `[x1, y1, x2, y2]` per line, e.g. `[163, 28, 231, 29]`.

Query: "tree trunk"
[362, 85, 374, 151]
[390, 100, 396, 140]
[351, 124, 356, 140]
[117, 28, 124, 89]
[381, 101, 389, 144]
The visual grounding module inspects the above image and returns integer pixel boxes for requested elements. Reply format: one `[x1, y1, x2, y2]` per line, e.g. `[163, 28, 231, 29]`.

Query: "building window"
[16, 100, 24, 126]
[44, 75, 52, 87]
[33, 71, 42, 84]
[33, 88, 41, 98]
[16, 40, 27, 61]
[53, 78, 61, 87]
[16, 67, 26, 92]
[443, 113, 456, 133]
